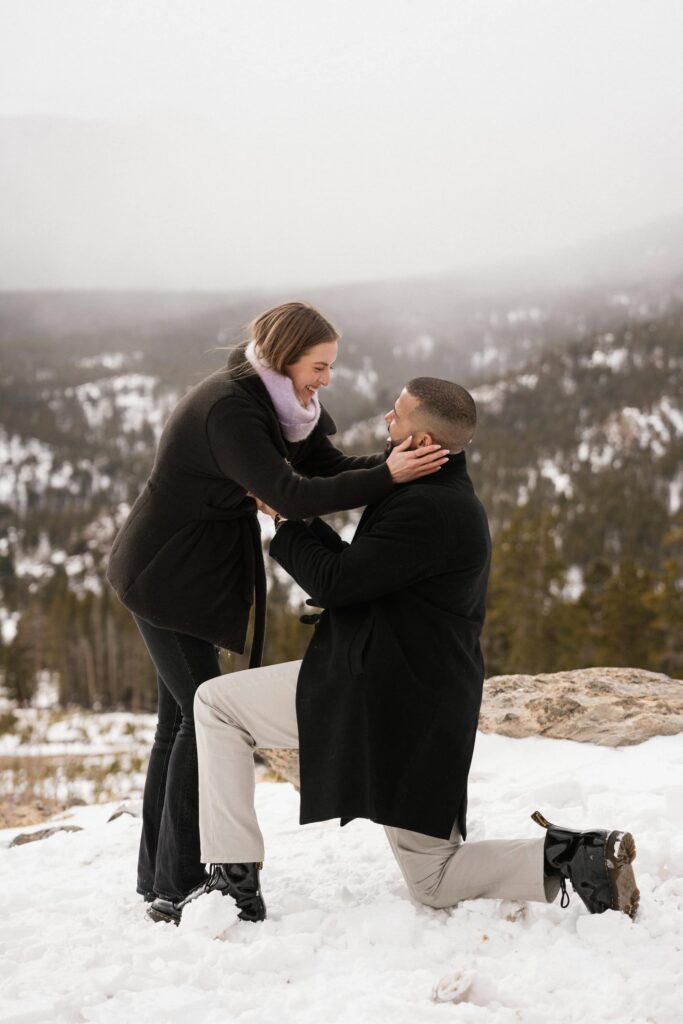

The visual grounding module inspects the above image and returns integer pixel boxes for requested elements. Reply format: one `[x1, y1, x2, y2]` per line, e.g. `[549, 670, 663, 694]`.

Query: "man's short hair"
[406, 377, 477, 451]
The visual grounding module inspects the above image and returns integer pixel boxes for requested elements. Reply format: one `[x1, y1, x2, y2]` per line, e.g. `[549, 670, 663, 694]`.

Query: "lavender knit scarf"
[244, 340, 321, 442]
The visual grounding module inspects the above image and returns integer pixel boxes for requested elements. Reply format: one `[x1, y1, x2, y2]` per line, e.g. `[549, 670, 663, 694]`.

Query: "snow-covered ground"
[1, 731, 682, 1023]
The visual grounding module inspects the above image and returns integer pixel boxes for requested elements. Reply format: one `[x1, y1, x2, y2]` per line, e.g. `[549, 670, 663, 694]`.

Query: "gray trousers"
[194, 661, 560, 909]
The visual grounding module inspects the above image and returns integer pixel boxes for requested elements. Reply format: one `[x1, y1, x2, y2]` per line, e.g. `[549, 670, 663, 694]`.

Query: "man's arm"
[306, 517, 349, 553]
[269, 493, 447, 607]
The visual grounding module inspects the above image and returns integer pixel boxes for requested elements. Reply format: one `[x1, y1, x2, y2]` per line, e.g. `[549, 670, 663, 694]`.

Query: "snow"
[0, 429, 113, 513]
[338, 415, 387, 448]
[414, 333, 435, 357]
[577, 397, 683, 468]
[539, 458, 573, 498]
[670, 472, 683, 515]
[0, 708, 156, 759]
[561, 565, 584, 601]
[68, 374, 178, 438]
[0, 429, 56, 509]
[506, 307, 543, 324]
[577, 439, 616, 471]
[581, 348, 628, 371]
[353, 360, 379, 400]
[470, 381, 507, 413]
[471, 345, 501, 372]
[0, 607, 20, 644]
[77, 352, 143, 371]
[470, 372, 538, 413]
[2, 730, 682, 1023]
[332, 363, 379, 400]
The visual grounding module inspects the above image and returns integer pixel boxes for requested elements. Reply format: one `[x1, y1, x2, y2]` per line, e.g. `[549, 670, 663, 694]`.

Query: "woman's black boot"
[532, 810, 639, 919]
[147, 862, 266, 926]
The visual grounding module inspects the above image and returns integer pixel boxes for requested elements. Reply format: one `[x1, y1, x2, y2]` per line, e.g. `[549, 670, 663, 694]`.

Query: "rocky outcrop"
[256, 667, 683, 787]
[255, 749, 302, 790]
[478, 667, 683, 746]
[10, 825, 83, 847]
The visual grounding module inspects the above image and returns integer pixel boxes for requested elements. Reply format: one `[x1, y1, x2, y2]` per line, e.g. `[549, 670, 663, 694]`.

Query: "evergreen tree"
[593, 557, 656, 669]
[647, 512, 683, 678]
[573, 559, 613, 667]
[1, 599, 45, 704]
[484, 502, 568, 675]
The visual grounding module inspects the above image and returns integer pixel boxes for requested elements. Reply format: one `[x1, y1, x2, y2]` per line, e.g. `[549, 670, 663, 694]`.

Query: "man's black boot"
[146, 863, 266, 926]
[202, 863, 267, 923]
[532, 810, 639, 919]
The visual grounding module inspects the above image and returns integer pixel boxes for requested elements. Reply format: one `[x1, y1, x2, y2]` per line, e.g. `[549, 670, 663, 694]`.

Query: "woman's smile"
[285, 339, 338, 405]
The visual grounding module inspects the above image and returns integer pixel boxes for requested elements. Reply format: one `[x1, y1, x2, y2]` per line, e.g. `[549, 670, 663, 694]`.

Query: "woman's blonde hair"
[248, 301, 340, 373]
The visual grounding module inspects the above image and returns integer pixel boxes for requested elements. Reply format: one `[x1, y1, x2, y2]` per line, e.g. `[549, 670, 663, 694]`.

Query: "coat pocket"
[348, 612, 374, 677]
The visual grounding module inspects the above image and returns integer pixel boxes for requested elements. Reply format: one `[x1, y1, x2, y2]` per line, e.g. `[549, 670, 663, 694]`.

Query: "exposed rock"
[107, 801, 142, 822]
[255, 748, 301, 790]
[479, 667, 683, 746]
[256, 667, 683, 785]
[10, 825, 83, 847]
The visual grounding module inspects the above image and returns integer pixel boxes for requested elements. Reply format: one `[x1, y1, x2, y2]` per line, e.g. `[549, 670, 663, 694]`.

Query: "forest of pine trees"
[1, 293, 681, 709]
[483, 503, 683, 680]
[2, 503, 681, 709]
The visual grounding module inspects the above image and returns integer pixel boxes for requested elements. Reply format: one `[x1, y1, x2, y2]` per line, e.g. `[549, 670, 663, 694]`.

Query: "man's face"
[384, 388, 423, 448]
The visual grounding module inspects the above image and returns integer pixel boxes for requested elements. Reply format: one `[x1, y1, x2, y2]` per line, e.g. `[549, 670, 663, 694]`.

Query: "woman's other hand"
[247, 491, 279, 519]
[386, 437, 450, 484]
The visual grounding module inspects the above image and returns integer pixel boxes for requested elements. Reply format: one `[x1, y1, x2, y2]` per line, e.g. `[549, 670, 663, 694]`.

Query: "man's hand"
[247, 491, 279, 520]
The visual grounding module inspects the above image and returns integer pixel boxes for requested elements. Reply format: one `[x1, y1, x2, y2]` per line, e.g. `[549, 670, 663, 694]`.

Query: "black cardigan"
[106, 345, 393, 656]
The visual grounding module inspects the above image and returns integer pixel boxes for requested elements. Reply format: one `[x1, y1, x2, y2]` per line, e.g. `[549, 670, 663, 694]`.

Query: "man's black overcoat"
[269, 453, 491, 841]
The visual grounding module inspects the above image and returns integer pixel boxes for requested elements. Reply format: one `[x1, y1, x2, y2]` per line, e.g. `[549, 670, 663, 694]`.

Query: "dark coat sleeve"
[206, 396, 393, 520]
[269, 491, 447, 607]
[295, 433, 386, 478]
[306, 517, 349, 553]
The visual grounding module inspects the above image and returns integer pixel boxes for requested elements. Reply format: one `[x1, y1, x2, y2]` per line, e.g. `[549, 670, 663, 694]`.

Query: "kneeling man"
[149, 377, 639, 926]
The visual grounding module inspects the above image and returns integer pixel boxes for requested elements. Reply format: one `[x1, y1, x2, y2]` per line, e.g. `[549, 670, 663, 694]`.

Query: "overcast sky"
[1, 0, 682, 291]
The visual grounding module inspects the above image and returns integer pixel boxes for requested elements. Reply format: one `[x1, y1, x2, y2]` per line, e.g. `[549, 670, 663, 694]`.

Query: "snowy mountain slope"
[1, 731, 682, 1024]
[469, 310, 683, 559]
[1, 285, 681, 700]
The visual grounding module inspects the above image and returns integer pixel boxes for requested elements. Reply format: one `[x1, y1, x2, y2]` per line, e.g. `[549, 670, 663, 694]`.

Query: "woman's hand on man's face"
[386, 436, 450, 484]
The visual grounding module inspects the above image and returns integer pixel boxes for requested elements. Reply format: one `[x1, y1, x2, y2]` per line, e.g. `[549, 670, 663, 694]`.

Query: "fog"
[1, 0, 682, 291]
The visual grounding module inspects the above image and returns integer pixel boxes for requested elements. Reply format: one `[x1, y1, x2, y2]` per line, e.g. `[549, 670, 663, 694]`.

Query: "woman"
[106, 300, 447, 918]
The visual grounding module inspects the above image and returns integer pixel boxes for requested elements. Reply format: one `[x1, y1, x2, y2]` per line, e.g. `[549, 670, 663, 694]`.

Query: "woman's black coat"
[269, 453, 491, 841]
[106, 345, 392, 653]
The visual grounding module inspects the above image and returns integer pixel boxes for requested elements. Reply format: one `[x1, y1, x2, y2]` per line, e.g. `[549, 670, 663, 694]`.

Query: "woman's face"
[285, 340, 338, 405]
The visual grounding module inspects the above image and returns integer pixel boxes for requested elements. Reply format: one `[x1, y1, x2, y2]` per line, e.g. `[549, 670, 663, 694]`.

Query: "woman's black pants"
[133, 614, 222, 900]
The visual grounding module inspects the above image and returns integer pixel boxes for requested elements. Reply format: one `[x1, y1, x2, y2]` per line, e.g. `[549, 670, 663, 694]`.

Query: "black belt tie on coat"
[151, 479, 267, 668]
[244, 512, 267, 668]
[199, 504, 266, 668]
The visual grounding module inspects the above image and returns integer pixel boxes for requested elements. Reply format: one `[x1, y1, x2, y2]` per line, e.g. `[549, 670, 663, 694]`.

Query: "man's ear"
[416, 432, 434, 447]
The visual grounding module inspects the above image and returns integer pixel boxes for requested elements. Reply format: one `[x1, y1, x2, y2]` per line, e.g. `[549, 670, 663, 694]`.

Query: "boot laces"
[560, 878, 570, 909]
[207, 863, 260, 911]
[206, 864, 224, 892]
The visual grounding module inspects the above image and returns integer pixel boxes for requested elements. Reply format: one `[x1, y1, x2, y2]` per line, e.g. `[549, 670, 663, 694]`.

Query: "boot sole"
[604, 831, 639, 920]
[146, 905, 180, 926]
